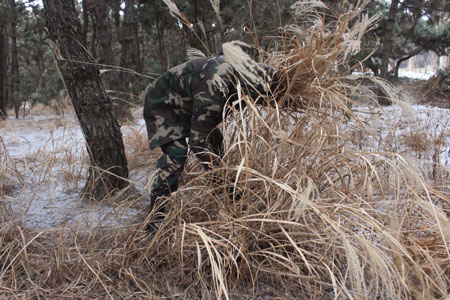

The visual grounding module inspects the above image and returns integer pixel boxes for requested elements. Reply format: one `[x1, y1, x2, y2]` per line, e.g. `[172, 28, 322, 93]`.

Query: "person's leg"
[149, 138, 188, 221]
[189, 128, 241, 199]
[190, 127, 224, 170]
[207, 127, 224, 164]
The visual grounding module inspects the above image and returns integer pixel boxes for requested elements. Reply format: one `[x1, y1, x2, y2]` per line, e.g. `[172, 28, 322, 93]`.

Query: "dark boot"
[145, 191, 169, 233]
[209, 174, 241, 201]
[228, 185, 241, 201]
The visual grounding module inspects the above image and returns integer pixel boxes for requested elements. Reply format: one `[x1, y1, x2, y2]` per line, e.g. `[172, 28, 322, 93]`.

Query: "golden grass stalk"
[209, 0, 221, 23]
[187, 47, 207, 60]
[223, 41, 269, 90]
[162, 0, 191, 27]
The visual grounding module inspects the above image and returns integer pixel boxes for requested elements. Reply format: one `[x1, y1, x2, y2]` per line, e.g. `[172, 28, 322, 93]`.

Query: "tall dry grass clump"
[268, 7, 380, 111]
[0, 1, 449, 299]
[145, 1, 449, 299]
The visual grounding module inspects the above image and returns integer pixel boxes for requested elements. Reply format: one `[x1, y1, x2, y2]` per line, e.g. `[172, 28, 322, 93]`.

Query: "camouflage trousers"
[150, 128, 224, 214]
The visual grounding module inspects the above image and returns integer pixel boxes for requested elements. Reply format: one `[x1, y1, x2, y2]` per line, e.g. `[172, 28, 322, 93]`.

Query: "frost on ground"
[0, 77, 449, 231]
[351, 104, 450, 178]
[0, 114, 149, 231]
[398, 69, 434, 80]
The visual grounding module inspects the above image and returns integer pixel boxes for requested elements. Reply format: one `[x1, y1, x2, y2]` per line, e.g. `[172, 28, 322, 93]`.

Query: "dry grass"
[1, 1, 449, 299]
[419, 69, 450, 109]
[265, 6, 382, 112]
[122, 125, 152, 170]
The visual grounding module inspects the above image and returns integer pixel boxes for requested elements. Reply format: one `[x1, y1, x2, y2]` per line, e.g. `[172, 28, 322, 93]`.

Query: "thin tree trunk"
[82, 0, 89, 43]
[110, 0, 121, 51]
[110, 0, 121, 33]
[117, 0, 140, 120]
[377, 0, 399, 105]
[155, 3, 168, 71]
[92, 0, 117, 89]
[3, 18, 9, 111]
[380, 0, 399, 79]
[10, 0, 20, 118]
[120, 0, 141, 74]
[37, 31, 46, 76]
[43, 0, 129, 200]
[90, 12, 97, 58]
[0, 17, 6, 119]
[189, 0, 207, 53]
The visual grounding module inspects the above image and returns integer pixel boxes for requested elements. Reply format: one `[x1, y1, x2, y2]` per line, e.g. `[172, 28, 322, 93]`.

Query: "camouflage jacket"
[144, 56, 237, 149]
[143, 55, 276, 149]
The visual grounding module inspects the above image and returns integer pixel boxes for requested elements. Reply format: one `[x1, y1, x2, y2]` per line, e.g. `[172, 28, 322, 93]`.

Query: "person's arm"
[230, 64, 282, 108]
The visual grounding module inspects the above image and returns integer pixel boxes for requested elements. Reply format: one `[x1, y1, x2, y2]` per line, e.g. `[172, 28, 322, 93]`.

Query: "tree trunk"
[92, 0, 114, 65]
[90, 12, 97, 59]
[120, 0, 141, 74]
[110, 0, 121, 50]
[187, 0, 208, 53]
[92, 0, 117, 89]
[82, 0, 89, 43]
[117, 0, 140, 120]
[380, 0, 399, 79]
[110, 0, 121, 33]
[3, 20, 9, 112]
[43, 0, 129, 200]
[394, 47, 423, 77]
[0, 17, 6, 119]
[155, 3, 168, 71]
[10, 0, 20, 118]
[377, 0, 399, 105]
[37, 31, 46, 77]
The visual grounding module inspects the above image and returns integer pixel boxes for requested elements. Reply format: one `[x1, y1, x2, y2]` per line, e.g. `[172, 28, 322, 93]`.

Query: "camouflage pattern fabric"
[148, 138, 187, 218]
[143, 56, 234, 150]
[144, 56, 277, 220]
[152, 138, 188, 196]
[150, 129, 224, 198]
[149, 130, 224, 216]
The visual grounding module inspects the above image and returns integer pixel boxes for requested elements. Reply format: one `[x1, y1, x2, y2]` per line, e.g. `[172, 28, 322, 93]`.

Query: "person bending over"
[143, 55, 278, 229]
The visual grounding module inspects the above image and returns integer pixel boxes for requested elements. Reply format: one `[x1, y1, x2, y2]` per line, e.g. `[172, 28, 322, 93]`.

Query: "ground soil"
[396, 76, 450, 108]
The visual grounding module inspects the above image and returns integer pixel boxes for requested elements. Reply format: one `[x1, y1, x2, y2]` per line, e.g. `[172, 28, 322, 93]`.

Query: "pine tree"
[43, 0, 129, 200]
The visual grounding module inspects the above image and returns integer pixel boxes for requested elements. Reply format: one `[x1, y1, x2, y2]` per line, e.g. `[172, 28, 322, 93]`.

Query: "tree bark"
[90, 12, 97, 59]
[377, 0, 399, 105]
[0, 17, 6, 119]
[82, 0, 89, 43]
[120, 0, 141, 74]
[10, 0, 20, 118]
[186, 0, 208, 53]
[92, 0, 117, 89]
[110, 0, 121, 33]
[154, 3, 168, 71]
[36, 29, 46, 78]
[43, 0, 129, 200]
[380, 0, 399, 79]
[117, 0, 140, 120]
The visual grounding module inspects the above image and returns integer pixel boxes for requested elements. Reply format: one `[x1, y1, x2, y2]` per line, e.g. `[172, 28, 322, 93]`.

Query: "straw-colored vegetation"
[1, 1, 449, 299]
[419, 69, 450, 109]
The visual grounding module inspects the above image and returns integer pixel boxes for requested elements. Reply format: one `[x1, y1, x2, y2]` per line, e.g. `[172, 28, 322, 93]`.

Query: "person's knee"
[161, 142, 187, 169]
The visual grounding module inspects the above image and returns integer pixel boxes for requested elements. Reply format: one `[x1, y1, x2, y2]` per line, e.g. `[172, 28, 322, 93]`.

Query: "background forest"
[0, 0, 449, 119]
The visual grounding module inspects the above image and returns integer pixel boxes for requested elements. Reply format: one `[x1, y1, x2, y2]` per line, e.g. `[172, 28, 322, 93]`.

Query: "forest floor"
[0, 75, 449, 231]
